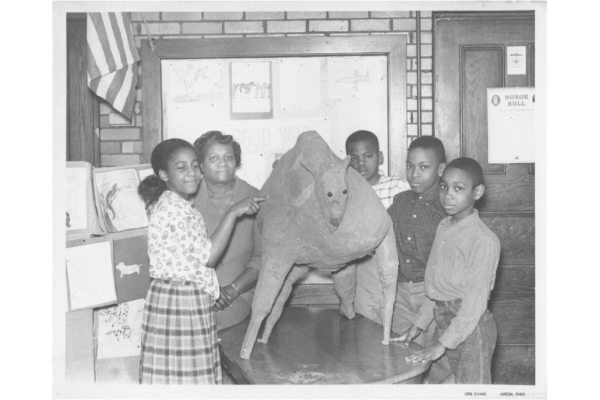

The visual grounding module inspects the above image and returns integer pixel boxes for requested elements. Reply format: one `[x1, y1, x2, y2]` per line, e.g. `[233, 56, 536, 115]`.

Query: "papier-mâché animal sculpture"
[239, 130, 399, 359]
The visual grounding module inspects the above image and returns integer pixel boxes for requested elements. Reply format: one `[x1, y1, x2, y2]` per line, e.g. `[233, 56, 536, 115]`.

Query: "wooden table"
[218, 307, 430, 384]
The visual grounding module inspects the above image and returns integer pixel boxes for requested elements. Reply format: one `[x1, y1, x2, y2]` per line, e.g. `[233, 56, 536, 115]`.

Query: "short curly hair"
[408, 136, 446, 164]
[444, 157, 484, 188]
[193, 131, 242, 167]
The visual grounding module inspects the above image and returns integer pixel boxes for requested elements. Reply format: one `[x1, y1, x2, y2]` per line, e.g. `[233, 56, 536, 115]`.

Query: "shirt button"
[406, 259, 410, 263]
[407, 237, 412, 241]
[413, 214, 417, 218]
[419, 196, 422, 200]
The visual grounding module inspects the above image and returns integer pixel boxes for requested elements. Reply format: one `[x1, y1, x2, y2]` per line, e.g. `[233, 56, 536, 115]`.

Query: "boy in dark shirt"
[387, 136, 447, 346]
[395, 157, 501, 384]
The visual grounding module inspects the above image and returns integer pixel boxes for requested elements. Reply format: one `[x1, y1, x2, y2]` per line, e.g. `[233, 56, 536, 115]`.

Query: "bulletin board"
[141, 35, 408, 183]
[162, 55, 388, 188]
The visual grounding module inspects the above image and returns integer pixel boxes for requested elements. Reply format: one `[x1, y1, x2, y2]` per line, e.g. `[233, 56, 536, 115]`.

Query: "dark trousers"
[434, 305, 497, 384]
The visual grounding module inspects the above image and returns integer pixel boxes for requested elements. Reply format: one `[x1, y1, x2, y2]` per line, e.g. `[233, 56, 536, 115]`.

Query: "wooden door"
[434, 11, 535, 385]
[67, 13, 100, 165]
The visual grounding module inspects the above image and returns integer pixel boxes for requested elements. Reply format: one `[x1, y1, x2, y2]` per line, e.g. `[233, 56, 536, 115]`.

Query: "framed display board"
[141, 36, 408, 185]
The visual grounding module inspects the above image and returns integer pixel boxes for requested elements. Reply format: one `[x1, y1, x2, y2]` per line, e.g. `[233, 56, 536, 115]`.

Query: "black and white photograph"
[35, 0, 583, 398]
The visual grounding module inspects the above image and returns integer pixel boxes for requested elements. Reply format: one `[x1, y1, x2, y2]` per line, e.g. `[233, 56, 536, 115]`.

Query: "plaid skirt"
[139, 279, 222, 384]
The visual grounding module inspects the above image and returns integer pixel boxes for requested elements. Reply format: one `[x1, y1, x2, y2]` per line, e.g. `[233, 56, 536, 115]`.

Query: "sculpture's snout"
[330, 217, 342, 226]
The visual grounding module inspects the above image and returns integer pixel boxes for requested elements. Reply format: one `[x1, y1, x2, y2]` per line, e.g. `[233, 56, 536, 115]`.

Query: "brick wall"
[98, 11, 433, 167]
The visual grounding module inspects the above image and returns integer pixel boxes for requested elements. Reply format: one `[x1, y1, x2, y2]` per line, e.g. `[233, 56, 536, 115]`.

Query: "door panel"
[434, 11, 536, 385]
[462, 46, 504, 174]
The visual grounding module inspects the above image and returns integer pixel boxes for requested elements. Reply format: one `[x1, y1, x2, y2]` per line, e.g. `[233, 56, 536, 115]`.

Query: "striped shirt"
[373, 175, 411, 209]
[414, 209, 501, 349]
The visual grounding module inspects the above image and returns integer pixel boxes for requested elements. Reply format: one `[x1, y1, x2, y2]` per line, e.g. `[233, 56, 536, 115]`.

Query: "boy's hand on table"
[405, 342, 447, 364]
[390, 324, 421, 345]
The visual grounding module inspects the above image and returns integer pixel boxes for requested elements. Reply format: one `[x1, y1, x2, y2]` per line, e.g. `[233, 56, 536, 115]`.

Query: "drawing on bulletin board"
[96, 298, 145, 359]
[171, 62, 224, 103]
[230, 61, 272, 119]
[328, 56, 383, 99]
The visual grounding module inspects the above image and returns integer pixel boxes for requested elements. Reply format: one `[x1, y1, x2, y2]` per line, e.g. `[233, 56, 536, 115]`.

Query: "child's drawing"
[337, 69, 371, 91]
[105, 183, 120, 220]
[97, 298, 145, 359]
[231, 61, 272, 114]
[115, 262, 141, 278]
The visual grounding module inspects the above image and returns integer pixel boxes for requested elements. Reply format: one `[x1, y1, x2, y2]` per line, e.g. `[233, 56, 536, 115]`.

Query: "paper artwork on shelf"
[96, 298, 145, 359]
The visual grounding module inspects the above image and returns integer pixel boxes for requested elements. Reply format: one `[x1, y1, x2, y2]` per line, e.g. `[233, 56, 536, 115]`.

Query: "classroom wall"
[98, 10, 434, 167]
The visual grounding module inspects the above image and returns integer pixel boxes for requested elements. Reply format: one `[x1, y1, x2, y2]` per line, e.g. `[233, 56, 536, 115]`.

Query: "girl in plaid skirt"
[138, 139, 266, 384]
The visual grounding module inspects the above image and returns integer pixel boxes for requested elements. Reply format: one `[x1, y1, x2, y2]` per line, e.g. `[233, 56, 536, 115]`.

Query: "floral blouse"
[148, 190, 219, 299]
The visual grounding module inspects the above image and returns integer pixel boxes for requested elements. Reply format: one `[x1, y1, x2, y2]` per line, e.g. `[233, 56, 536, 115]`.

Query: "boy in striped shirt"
[345, 130, 410, 324]
[395, 157, 501, 384]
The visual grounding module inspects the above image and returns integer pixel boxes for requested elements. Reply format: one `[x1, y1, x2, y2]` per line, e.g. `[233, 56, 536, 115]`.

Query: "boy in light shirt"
[345, 130, 410, 324]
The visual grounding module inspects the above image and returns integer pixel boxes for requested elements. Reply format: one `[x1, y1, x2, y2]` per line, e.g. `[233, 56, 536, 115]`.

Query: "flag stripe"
[114, 13, 137, 65]
[101, 13, 125, 71]
[105, 67, 127, 105]
[94, 72, 114, 100]
[122, 13, 140, 64]
[88, 13, 117, 76]
[116, 66, 137, 117]
[87, 15, 109, 79]
[109, 13, 129, 69]
[87, 12, 139, 119]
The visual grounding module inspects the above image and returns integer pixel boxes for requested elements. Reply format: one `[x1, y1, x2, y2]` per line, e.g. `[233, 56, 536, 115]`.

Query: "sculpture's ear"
[341, 156, 352, 171]
[300, 160, 321, 178]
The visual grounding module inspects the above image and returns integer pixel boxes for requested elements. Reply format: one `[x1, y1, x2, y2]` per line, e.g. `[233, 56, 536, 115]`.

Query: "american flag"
[87, 12, 140, 119]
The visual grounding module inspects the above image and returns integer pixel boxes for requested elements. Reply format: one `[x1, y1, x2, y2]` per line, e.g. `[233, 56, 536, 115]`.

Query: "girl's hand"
[405, 342, 447, 364]
[215, 284, 239, 311]
[230, 196, 268, 217]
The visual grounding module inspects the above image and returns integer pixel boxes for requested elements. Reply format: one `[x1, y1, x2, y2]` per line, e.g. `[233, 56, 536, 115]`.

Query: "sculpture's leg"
[259, 265, 310, 344]
[376, 225, 399, 345]
[331, 262, 357, 320]
[239, 245, 296, 360]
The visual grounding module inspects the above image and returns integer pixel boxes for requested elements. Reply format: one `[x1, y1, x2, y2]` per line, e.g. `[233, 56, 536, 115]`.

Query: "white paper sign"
[507, 46, 526, 75]
[66, 241, 117, 310]
[487, 87, 535, 163]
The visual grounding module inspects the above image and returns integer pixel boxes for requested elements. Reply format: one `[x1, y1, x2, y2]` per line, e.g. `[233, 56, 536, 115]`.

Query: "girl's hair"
[138, 138, 194, 207]
[193, 130, 242, 167]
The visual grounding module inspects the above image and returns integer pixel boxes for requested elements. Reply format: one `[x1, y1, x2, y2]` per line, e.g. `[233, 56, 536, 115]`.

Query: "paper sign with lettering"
[487, 87, 535, 164]
[507, 46, 526, 75]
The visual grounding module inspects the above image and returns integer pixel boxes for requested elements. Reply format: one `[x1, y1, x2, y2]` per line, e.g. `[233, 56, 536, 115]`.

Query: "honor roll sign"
[487, 87, 535, 163]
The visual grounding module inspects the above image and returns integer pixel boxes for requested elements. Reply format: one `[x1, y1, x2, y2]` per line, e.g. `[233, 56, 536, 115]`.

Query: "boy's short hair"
[346, 130, 379, 153]
[445, 157, 484, 188]
[408, 136, 446, 164]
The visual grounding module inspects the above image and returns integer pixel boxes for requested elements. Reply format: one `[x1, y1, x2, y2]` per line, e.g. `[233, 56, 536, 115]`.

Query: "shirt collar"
[193, 176, 246, 218]
[411, 183, 440, 201]
[163, 189, 194, 207]
[441, 208, 480, 228]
